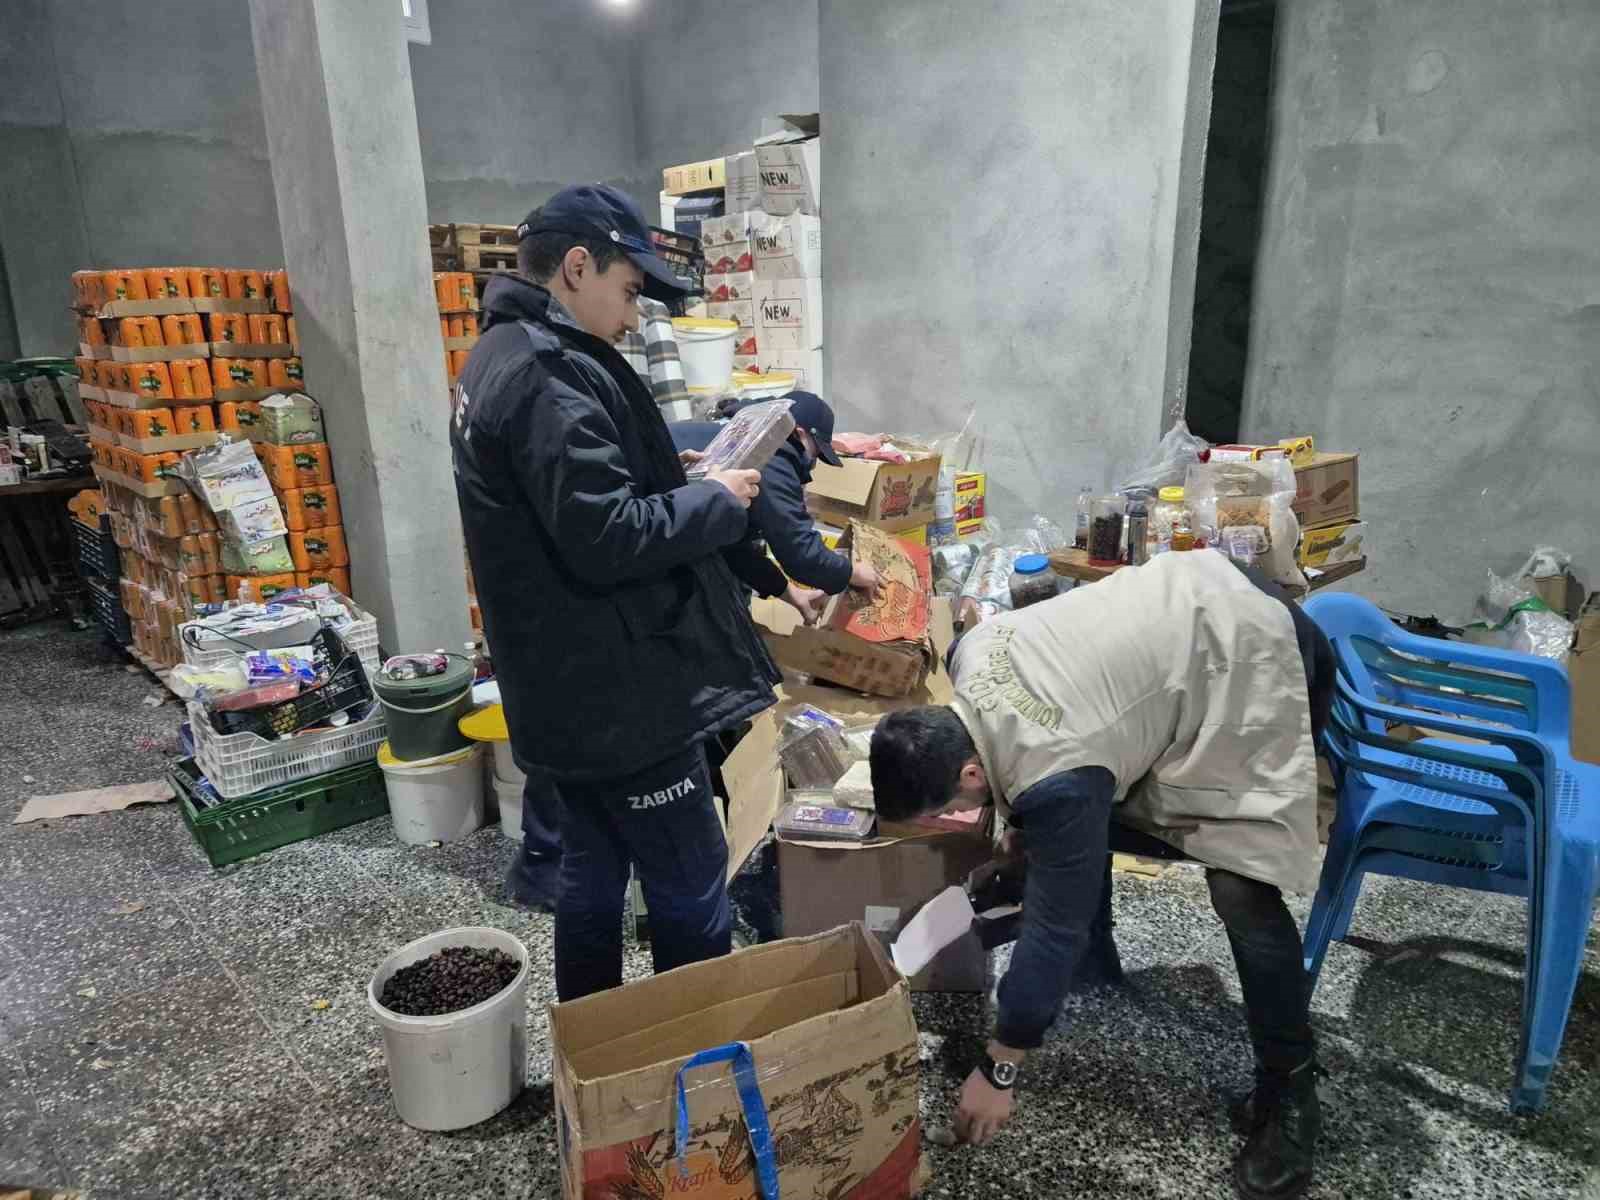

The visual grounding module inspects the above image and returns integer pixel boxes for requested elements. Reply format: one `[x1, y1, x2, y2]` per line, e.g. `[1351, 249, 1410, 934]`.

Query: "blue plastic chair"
[1302, 592, 1599, 1114]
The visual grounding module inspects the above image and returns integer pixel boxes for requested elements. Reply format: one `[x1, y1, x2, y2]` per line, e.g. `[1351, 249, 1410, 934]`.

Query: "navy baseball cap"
[517, 184, 687, 302]
[785, 391, 841, 467]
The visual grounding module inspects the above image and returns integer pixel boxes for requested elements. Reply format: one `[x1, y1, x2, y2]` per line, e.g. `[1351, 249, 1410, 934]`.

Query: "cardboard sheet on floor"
[13, 779, 173, 824]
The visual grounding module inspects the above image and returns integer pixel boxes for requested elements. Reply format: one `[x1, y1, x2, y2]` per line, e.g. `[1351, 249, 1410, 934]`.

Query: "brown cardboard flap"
[208, 341, 294, 359]
[110, 342, 210, 363]
[92, 465, 185, 499]
[190, 297, 271, 315]
[116, 431, 221, 454]
[809, 457, 880, 508]
[722, 708, 783, 880]
[96, 298, 197, 318]
[1571, 592, 1600, 766]
[551, 926, 862, 1060]
[570, 969, 859, 1080]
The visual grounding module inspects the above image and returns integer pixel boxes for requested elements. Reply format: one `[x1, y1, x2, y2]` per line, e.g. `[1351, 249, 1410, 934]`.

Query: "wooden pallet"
[124, 643, 181, 696]
[429, 222, 521, 273]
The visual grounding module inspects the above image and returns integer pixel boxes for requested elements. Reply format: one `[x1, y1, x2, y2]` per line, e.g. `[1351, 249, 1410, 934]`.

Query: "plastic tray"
[85, 576, 132, 644]
[169, 755, 389, 867]
[208, 627, 371, 738]
[189, 697, 387, 799]
[74, 515, 121, 581]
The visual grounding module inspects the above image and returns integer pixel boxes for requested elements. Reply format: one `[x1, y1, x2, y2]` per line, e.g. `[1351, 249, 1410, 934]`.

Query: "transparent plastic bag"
[960, 540, 1019, 611]
[778, 706, 852, 789]
[1184, 457, 1307, 590]
[1467, 551, 1576, 663]
[1018, 514, 1070, 555]
[1117, 418, 1209, 494]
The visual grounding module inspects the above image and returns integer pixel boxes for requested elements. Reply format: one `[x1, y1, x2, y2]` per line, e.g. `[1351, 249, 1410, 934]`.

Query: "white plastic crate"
[181, 595, 380, 677]
[190, 701, 387, 799]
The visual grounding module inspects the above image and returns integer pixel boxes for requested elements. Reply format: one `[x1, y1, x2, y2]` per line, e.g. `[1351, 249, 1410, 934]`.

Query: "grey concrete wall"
[0, 0, 282, 355]
[631, 0, 820, 199]
[818, 0, 1216, 526]
[409, 0, 652, 222]
[1243, 0, 1600, 613]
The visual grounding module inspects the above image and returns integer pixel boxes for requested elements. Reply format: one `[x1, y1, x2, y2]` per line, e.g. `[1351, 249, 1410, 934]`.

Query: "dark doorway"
[1185, 0, 1278, 444]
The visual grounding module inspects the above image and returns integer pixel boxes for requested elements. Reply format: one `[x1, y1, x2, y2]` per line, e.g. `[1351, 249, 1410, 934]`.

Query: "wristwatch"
[980, 1054, 1019, 1091]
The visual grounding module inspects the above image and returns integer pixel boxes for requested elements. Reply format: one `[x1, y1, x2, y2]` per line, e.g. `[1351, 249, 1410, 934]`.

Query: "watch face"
[990, 1059, 1018, 1086]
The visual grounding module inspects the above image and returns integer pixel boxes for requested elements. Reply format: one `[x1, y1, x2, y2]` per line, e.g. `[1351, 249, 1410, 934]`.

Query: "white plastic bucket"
[379, 741, 486, 845]
[367, 926, 529, 1130]
[672, 318, 738, 390]
[491, 741, 525, 786]
[492, 773, 523, 842]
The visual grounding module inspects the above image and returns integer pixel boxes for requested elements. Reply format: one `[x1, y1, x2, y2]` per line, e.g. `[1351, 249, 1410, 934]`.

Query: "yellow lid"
[671, 317, 738, 332]
[736, 371, 797, 396]
[1158, 486, 1186, 503]
[377, 740, 480, 769]
[458, 703, 509, 742]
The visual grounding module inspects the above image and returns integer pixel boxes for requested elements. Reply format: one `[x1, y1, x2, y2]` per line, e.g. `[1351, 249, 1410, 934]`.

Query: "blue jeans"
[553, 746, 731, 1001]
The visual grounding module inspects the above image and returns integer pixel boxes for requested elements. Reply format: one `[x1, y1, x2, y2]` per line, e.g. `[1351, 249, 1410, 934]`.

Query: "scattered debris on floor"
[13, 779, 173, 824]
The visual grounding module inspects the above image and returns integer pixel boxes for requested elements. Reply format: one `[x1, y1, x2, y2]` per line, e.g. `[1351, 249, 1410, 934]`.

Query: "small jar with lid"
[1152, 486, 1187, 553]
[1169, 523, 1197, 552]
[1009, 553, 1062, 610]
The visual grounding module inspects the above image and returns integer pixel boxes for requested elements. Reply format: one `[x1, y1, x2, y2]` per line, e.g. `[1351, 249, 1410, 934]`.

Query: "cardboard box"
[953, 471, 986, 521]
[705, 300, 757, 357]
[753, 523, 937, 697]
[779, 830, 993, 992]
[550, 923, 925, 1200]
[703, 271, 755, 303]
[1532, 572, 1586, 621]
[806, 451, 943, 534]
[755, 345, 824, 393]
[754, 113, 821, 215]
[724, 149, 761, 212]
[661, 155, 725, 195]
[1292, 452, 1359, 529]
[752, 211, 822, 280]
[701, 238, 752, 275]
[1572, 593, 1600, 766]
[1297, 519, 1366, 568]
[700, 211, 760, 245]
[819, 521, 926, 551]
[753, 277, 823, 351]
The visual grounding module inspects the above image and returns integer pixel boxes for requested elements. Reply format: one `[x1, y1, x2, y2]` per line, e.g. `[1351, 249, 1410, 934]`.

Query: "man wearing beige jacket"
[871, 549, 1335, 1200]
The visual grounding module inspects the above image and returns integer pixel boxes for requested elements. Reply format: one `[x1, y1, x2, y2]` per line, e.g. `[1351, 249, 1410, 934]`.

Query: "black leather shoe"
[1233, 1059, 1321, 1200]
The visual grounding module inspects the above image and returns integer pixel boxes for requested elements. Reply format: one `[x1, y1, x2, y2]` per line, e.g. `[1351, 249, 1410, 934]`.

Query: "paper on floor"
[13, 779, 173, 824]
[890, 885, 975, 979]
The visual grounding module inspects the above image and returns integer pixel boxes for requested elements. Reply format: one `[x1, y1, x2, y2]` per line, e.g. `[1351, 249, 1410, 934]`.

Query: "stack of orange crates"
[435, 271, 479, 390]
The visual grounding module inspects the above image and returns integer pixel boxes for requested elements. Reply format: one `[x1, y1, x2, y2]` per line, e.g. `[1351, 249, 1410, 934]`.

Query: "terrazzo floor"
[3, 622, 1599, 1199]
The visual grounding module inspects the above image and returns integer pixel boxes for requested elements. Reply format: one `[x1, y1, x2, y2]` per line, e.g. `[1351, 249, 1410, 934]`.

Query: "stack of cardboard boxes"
[663, 115, 825, 391]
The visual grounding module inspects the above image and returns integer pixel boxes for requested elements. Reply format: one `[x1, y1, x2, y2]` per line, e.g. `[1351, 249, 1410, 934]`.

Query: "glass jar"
[1009, 553, 1061, 609]
[1073, 485, 1094, 550]
[1087, 496, 1127, 565]
[1170, 523, 1196, 552]
[1152, 486, 1186, 553]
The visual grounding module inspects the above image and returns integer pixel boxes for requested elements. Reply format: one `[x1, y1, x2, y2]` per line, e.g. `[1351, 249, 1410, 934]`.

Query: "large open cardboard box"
[550, 923, 926, 1198]
[1572, 592, 1600, 765]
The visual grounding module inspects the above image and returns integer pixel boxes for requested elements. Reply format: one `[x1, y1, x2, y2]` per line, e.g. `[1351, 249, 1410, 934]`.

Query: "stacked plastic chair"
[1302, 592, 1598, 1113]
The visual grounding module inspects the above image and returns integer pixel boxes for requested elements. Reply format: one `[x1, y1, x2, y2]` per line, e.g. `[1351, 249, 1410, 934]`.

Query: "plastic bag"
[1117, 418, 1209, 494]
[1466, 551, 1576, 663]
[1184, 458, 1307, 590]
[960, 539, 1019, 611]
[1017, 514, 1070, 555]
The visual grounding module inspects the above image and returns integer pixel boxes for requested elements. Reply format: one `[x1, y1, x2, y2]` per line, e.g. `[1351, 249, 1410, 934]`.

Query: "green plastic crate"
[170, 756, 390, 867]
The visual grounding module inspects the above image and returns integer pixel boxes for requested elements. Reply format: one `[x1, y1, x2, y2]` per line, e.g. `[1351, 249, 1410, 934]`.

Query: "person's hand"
[850, 560, 885, 602]
[783, 583, 825, 625]
[679, 448, 706, 468]
[709, 469, 760, 508]
[954, 1068, 1014, 1146]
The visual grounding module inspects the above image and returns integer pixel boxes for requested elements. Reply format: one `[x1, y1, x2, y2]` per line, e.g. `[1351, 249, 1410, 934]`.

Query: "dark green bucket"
[373, 654, 476, 762]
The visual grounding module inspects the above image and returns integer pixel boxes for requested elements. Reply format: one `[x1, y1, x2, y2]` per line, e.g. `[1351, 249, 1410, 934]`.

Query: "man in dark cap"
[672, 392, 882, 620]
[450, 183, 779, 1001]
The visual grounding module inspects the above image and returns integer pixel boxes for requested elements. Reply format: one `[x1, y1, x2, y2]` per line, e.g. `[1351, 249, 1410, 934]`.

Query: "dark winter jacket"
[670, 422, 854, 595]
[450, 276, 779, 781]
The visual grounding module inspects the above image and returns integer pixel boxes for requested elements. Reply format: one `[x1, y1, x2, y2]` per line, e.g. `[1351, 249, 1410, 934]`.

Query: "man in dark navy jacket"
[672, 392, 882, 620]
[449, 184, 779, 1001]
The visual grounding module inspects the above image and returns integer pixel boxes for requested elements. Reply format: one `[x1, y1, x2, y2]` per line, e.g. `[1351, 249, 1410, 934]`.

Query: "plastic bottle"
[1073, 485, 1094, 550]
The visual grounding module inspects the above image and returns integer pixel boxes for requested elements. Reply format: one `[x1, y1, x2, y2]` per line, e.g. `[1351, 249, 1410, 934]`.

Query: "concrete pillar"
[819, 0, 1218, 524]
[249, 0, 468, 652]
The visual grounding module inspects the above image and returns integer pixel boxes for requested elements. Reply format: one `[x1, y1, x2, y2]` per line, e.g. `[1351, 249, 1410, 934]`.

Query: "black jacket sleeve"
[722, 539, 788, 598]
[754, 449, 854, 594]
[993, 767, 1116, 1050]
[509, 360, 747, 586]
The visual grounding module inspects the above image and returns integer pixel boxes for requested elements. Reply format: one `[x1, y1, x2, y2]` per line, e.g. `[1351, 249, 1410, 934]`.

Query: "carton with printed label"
[752, 212, 822, 281]
[753, 277, 823, 352]
[754, 114, 821, 216]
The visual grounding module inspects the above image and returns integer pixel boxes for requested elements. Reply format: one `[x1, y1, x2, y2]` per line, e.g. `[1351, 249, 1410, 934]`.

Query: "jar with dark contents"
[1008, 553, 1061, 609]
[1088, 496, 1127, 565]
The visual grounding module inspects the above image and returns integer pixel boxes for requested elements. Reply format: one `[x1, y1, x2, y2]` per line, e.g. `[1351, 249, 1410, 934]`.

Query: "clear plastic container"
[1087, 496, 1127, 565]
[1152, 486, 1186, 553]
[775, 800, 875, 842]
[1073, 485, 1094, 550]
[684, 399, 795, 478]
[1008, 553, 1060, 609]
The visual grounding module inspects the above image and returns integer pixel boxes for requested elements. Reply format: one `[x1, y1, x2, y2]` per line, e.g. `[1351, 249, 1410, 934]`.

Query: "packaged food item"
[461, 314, 478, 337]
[288, 526, 349, 572]
[778, 705, 853, 789]
[1151, 486, 1187, 553]
[175, 405, 216, 434]
[213, 358, 267, 391]
[102, 270, 148, 302]
[132, 362, 175, 401]
[287, 316, 299, 353]
[161, 313, 205, 346]
[258, 393, 323, 444]
[131, 451, 180, 484]
[1008, 553, 1061, 609]
[267, 357, 305, 390]
[187, 267, 226, 300]
[225, 269, 266, 301]
[684, 399, 796, 479]
[1184, 457, 1305, 588]
[446, 315, 465, 339]
[144, 268, 188, 299]
[280, 484, 342, 531]
[774, 800, 876, 842]
[227, 572, 299, 603]
[169, 358, 213, 401]
[257, 441, 333, 489]
[269, 269, 292, 313]
[208, 312, 248, 344]
[1087, 496, 1126, 566]
[296, 566, 352, 596]
[216, 400, 243, 433]
[248, 313, 287, 344]
[126, 408, 174, 441]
